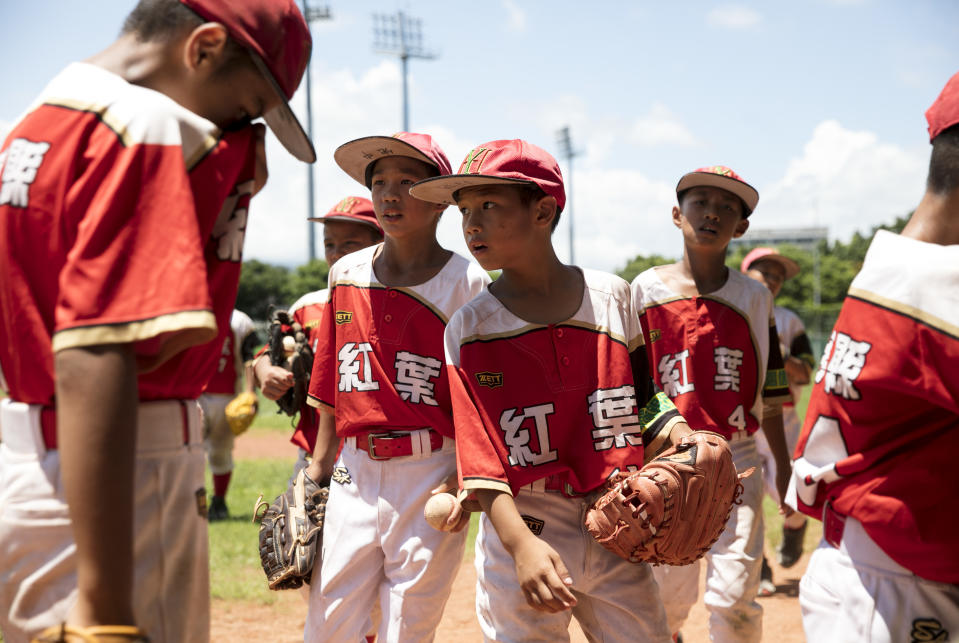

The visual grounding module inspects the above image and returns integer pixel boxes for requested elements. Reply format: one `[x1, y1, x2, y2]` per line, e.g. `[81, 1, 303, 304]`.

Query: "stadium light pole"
[373, 11, 436, 131]
[556, 126, 578, 264]
[302, 0, 332, 262]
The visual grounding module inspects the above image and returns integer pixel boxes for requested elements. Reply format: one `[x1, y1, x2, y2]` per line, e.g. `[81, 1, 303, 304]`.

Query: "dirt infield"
[227, 432, 809, 641]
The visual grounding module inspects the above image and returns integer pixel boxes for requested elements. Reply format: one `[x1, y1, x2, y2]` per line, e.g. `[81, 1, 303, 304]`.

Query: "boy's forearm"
[477, 489, 536, 556]
[306, 406, 339, 484]
[56, 344, 139, 627]
[761, 409, 789, 466]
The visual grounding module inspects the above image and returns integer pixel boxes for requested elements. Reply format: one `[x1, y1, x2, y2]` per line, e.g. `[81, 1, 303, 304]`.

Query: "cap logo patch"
[335, 311, 353, 324]
[459, 147, 491, 175]
[475, 371, 503, 388]
[706, 166, 732, 176]
[334, 197, 357, 213]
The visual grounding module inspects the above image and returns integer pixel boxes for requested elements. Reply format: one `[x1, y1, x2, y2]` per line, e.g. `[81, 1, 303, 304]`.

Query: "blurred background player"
[741, 247, 815, 594]
[0, 0, 314, 640]
[413, 139, 686, 642]
[631, 167, 791, 643]
[254, 196, 383, 478]
[303, 133, 489, 642]
[200, 308, 259, 520]
[787, 71, 959, 642]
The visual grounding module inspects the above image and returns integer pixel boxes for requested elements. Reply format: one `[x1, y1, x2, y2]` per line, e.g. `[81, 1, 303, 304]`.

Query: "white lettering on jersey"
[394, 350, 442, 406]
[815, 331, 871, 401]
[588, 386, 643, 450]
[499, 403, 559, 468]
[217, 335, 232, 373]
[0, 138, 51, 208]
[338, 342, 379, 392]
[714, 346, 744, 392]
[659, 349, 695, 397]
[212, 179, 256, 262]
[790, 414, 847, 506]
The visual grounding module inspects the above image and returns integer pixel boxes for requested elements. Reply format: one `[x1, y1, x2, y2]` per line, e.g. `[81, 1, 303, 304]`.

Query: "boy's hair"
[123, 0, 249, 65]
[927, 124, 959, 195]
[676, 188, 748, 218]
[517, 184, 563, 232]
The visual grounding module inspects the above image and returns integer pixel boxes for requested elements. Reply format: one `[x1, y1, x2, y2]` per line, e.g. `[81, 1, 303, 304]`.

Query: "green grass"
[250, 390, 304, 433]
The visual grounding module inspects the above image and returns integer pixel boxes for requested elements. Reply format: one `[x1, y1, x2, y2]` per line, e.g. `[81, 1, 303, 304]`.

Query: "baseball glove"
[253, 469, 328, 590]
[584, 431, 752, 566]
[225, 391, 258, 436]
[268, 310, 313, 416]
[32, 624, 149, 642]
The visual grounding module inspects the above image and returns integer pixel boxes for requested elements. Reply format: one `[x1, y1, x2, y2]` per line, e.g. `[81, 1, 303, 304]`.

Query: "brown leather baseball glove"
[268, 309, 313, 417]
[584, 431, 752, 566]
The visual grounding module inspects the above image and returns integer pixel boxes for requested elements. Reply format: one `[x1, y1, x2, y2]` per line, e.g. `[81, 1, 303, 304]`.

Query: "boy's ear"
[534, 195, 558, 229]
[671, 205, 683, 229]
[183, 23, 230, 72]
[733, 217, 750, 238]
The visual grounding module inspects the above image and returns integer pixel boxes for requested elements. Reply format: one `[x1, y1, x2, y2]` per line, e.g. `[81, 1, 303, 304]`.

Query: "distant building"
[730, 226, 828, 251]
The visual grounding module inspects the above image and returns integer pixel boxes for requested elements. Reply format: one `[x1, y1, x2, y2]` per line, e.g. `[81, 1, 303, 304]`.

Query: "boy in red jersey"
[787, 71, 959, 643]
[631, 167, 791, 642]
[0, 0, 314, 640]
[303, 133, 489, 642]
[412, 139, 691, 642]
[254, 196, 383, 473]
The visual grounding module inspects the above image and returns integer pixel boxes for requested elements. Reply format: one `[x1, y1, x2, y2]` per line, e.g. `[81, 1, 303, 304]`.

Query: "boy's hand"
[429, 475, 470, 533]
[512, 536, 577, 613]
[256, 363, 295, 400]
[776, 463, 795, 517]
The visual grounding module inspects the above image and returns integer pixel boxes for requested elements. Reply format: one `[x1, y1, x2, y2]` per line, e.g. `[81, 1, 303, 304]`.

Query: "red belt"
[38, 403, 192, 451]
[355, 429, 444, 460]
[823, 501, 846, 549]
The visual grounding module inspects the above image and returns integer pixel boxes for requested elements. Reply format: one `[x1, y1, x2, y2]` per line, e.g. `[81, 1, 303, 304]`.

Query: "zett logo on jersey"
[335, 311, 353, 324]
[649, 329, 662, 342]
[475, 371, 503, 388]
[521, 514, 545, 536]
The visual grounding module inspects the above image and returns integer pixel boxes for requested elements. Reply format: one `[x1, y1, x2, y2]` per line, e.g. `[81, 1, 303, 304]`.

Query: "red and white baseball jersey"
[307, 245, 489, 438]
[789, 231, 959, 583]
[204, 310, 257, 396]
[447, 269, 682, 496]
[288, 288, 328, 452]
[632, 267, 789, 441]
[0, 63, 258, 405]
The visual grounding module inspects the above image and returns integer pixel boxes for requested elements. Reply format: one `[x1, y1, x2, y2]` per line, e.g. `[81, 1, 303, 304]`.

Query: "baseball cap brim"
[251, 54, 316, 163]
[334, 136, 437, 187]
[306, 213, 381, 230]
[409, 175, 536, 206]
[676, 172, 759, 215]
[742, 248, 800, 280]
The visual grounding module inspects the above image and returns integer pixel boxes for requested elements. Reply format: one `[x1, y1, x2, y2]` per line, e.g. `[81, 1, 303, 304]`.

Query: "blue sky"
[2, 1, 957, 272]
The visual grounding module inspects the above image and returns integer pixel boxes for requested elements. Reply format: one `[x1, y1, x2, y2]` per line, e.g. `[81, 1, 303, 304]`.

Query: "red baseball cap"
[926, 70, 959, 142]
[676, 165, 759, 217]
[179, 0, 316, 163]
[740, 247, 800, 280]
[408, 139, 566, 211]
[334, 132, 452, 188]
[309, 196, 383, 235]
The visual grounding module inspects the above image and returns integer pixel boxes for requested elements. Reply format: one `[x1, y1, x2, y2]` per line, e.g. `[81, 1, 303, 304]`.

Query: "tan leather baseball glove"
[584, 431, 752, 566]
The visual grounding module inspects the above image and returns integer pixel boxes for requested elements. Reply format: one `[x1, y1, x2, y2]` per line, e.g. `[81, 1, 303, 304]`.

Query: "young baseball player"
[0, 1, 313, 641]
[741, 247, 815, 594]
[786, 71, 959, 643]
[631, 166, 792, 642]
[254, 196, 383, 475]
[302, 133, 490, 642]
[200, 308, 259, 520]
[410, 139, 692, 643]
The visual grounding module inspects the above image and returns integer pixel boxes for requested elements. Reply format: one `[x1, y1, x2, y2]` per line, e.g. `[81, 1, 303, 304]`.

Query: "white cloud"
[629, 102, 698, 148]
[502, 0, 527, 33]
[758, 120, 927, 241]
[707, 5, 762, 29]
[0, 120, 10, 144]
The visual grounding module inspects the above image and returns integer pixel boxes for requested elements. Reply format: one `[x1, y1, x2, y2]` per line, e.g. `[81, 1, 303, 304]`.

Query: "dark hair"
[123, 0, 248, 64]
[927, 124, 959, 195]
[676, 187, 750, 218]
[364, 156, 440, 188]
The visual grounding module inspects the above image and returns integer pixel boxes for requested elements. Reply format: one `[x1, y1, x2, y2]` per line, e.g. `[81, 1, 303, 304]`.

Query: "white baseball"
[424, 493, 457, 531]
[282, 335, 296, 354]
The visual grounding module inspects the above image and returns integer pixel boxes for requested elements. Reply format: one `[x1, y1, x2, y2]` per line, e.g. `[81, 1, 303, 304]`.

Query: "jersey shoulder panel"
[231, 309, 255, 340]
[290, 288, 329, 314]
[631, 266, 677, 310]
[36, 63, 220, 168]
[328, 244, 378, 289]
[848, 231, 959, 338]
